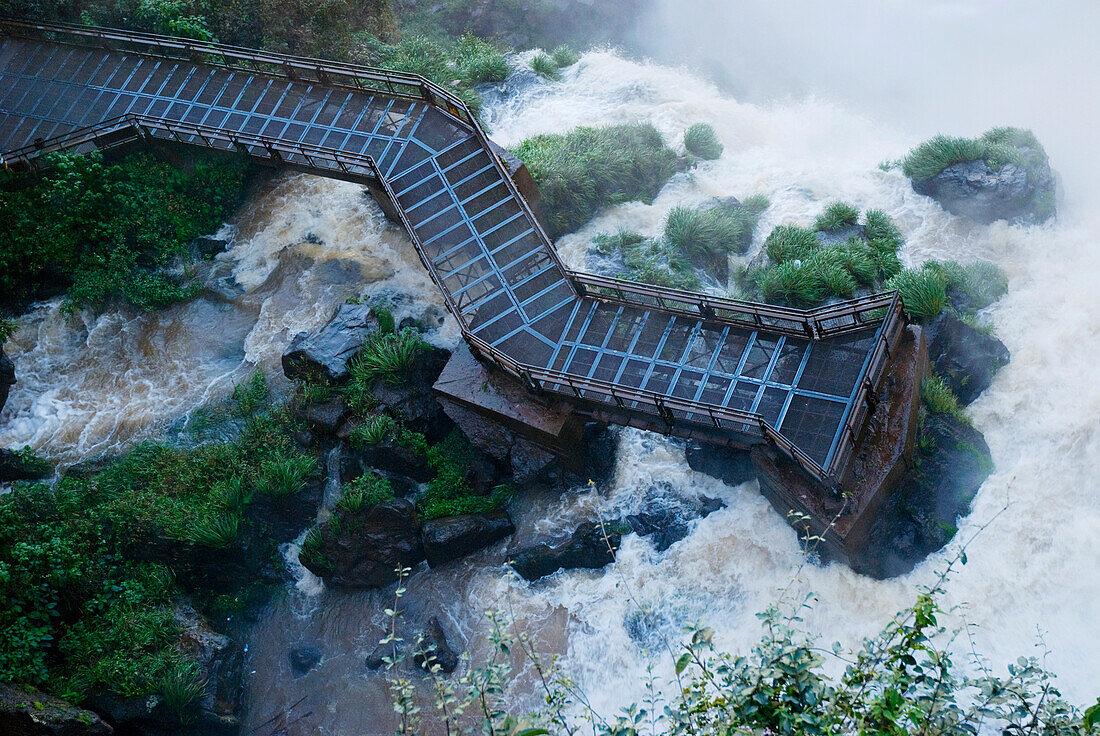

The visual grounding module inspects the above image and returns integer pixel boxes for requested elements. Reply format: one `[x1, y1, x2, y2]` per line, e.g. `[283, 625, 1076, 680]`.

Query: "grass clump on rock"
[683, 123, 724, 160]
[901, 127, 1043, 182]
[814, 201, 860, 231]
[920, 375, 966, 421]
[513, 123, 680, 238]
[338, 473, 395, 512]
[886, 265, 948, 319]
[529, 52, 562, 80]
[550, 44, 580, 67]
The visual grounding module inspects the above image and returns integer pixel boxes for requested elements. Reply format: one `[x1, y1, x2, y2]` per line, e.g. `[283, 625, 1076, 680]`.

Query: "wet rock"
[0, 345, 14, 416]
[862, 413, 993, 578]
[580, 422, 617, 486]
[174, 603, 244, 730]
[685, 441, 755, 486]
[282, 305, 379, 384]
[0, 448, 50, 482]
[815, 223, 866, 245]
[191, 235, 230, 258]
[420, 509, 515, 567]
[625, 492, 726, 552]
[0, 683, 113, 735]
[926, 312, 1010, 405]
[413, 617, 460, 674]
[365, 641, 401, 670]
[304, 397, 350, 439]
[368, 344, 452, 440]
[509, 521, 622, 581]
[288, 645, 323, 676]
[202, 276, 245, 304]
[440, 401, 554, 485]
[341, 436, 433, 483]
[299, 498, 425, 589]
[911, 156, 1055, 224]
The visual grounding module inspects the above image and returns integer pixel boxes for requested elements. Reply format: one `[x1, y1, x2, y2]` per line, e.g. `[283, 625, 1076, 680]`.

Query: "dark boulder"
[685, 441, 755, 486]
[509, 521, 622, 581]
[1, 345, 14, 416]
[282, 305, 379, 384]
[299, 498, 425, 589]
[304, 397, 350, 439]
[420, 509, 515, 567]
[926, 312, 1010, 405]
[0, 448, 51, 483]
[0, 683, 112, 736]
[911, 157, 1055, 225]
[368, 344, 453, 440]
[413, 617, 460, 674]
[341, 436, 434, 483]
[288, 644, 322, 676]
[861, 413, 993, 579]
[191, 235, 230, 259]
[365, 641, 401, 671]
[174, 604, 245, 732]
[625, 492, 725, 552]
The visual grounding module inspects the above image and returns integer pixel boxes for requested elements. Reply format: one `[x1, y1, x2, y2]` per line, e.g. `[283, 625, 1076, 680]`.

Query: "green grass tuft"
[257, 451, 316, 497]
[513, 123, 680, 238]
[550, 44, 580, 67]
[901, 127, 1042, 182]
[683, 123, 724, 161]
[454, 34, 510, 84]
[231, 372, 269, 416]
[756, 261, 827, 307]
[159, 659, 206, 723]
[887, 266, 948, 319]
[179, 513, 241, 549]
[350, 328, 426, 388]
[764, 224, 819, 263]
[338, 473, 395, 512]
[529, 52, 561, 80]
[814, 201, 859, 232]
[349, 414, 397, 447]
[921, 375, 966, 421]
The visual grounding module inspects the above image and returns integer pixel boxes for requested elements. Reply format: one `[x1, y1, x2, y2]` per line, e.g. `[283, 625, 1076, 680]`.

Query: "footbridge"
[0, 20, 907, 487]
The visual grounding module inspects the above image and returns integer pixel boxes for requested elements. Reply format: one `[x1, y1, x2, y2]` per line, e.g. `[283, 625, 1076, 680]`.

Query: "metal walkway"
[0, 19, 907, 485]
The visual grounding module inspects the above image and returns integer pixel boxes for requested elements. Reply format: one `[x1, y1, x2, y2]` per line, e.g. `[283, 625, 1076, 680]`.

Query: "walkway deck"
[0, 20, 907, 484]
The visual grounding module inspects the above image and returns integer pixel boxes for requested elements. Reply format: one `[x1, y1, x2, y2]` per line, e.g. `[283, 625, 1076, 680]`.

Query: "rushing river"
[2, 2, 1099, 732]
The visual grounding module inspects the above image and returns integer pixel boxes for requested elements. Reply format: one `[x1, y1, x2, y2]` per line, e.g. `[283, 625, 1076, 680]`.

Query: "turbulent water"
[3, 3, 1099, 731]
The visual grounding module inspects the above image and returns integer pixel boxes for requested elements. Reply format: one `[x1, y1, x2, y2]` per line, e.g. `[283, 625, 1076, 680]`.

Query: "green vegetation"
[338, 472, 395, 512]
[814, 200, 859, 231]
[348, 328, 427, 389]
[256, 450, 317, 497]
[512, 123, 681, 238]
[453, 34, 510, 85]
[902, 126, 1045, 181]
[887, 264, 949, 319]
[921, 375, 967, 422]
[0, 151, 250, 312]
[764, 224, 820, 263]
[529, 52, 562, 81]
[0, 317, 16, 343]
[419, 429, 513, 520]
[231, 371, 270, 416]
[550, 44, 579, 68]
[349, 414, 398, 446]
[683, 123, 724, 161]
[0, 373, 317, 706]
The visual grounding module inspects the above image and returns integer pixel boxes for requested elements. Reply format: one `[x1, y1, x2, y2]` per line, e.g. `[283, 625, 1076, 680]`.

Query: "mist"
[635, 0, 1100, 212]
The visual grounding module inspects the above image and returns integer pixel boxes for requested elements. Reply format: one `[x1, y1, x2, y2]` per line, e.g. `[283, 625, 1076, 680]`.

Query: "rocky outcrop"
[0, 683, 112, 736]
[911, 156, 1055, 224]
[288, 644, 322, 676]
[191, 235, 230, 259]
[367, 344, 452, 440]
[685, 441, 755, 486]
[625, 492, 725, 552]
[420, 510, 515, 568]
[509, 521, 622, 581]
[413, 617, 461, 675]
[1, 345, 14, 416]
[926, 312, 1010, 405]
[282, 305, 379, 384]
[861, 413, 993, 579]
[299, 499, 425, 589]
[304, 397, 350, 439]
[341, 436, 434, 483]
[174, 604, 244, 733]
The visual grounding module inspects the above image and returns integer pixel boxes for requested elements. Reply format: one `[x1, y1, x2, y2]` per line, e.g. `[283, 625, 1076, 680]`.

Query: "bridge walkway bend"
[0, 19, 908, 485]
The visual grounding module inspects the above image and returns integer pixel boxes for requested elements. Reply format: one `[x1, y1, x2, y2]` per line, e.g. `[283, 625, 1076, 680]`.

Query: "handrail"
[569, 271, 897, 339]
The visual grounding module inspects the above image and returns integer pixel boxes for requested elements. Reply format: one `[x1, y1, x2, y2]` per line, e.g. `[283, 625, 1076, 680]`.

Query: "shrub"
[887, 265, 948, 319]
[257, 451, 316, 497]
[814, 201, 859, 231]
[350, 328, 426, 387]
[683, 123, 724, 160]
[764, 224, 820, 263]
[419, 430, 513, 520]
[338, 473, 395, 512]
[349, 414, 397, 446]
[513, 123, 680, 238]
[0, 151, 250, 312]
[529, 52, 561, 80]
[550, 44, 580, 67]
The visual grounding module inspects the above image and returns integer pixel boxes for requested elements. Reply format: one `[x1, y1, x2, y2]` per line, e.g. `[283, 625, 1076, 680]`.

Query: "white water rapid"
[2, 1, 1098, 730]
